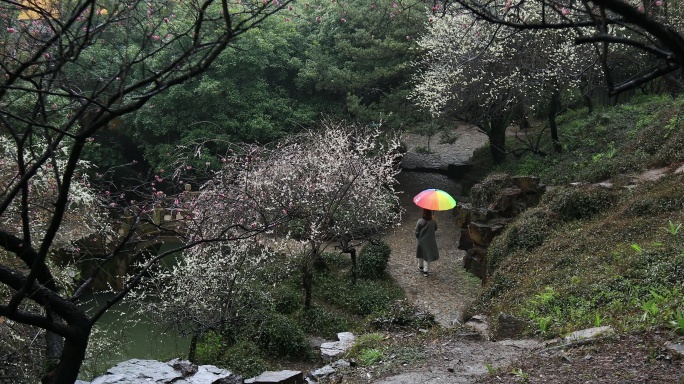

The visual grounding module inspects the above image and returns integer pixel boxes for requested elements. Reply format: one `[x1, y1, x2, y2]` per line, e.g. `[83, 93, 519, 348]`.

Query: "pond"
[77, 244, 190, 379]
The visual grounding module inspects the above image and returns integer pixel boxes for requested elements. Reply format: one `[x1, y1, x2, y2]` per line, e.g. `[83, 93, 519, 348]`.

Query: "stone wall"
[456, 175, 545, 284]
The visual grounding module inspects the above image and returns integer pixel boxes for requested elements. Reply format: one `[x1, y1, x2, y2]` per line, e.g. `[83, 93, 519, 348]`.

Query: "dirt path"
[386, 126, 486, 327]
[360, 127, 544, 384]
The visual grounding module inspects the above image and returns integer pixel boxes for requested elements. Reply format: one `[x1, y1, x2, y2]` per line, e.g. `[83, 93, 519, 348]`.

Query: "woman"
[415, 208, 439, 276]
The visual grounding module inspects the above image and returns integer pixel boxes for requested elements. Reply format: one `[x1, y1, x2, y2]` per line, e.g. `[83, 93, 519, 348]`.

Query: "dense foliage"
[112, 0, 429, 172]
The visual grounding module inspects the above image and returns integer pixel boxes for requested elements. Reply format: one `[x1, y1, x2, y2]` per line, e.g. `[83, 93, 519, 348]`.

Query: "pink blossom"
[406, 35, 410, 40]
[562, 7, 569, 16]
[656, 0, 662, 5]
[341, 18, 346, 22]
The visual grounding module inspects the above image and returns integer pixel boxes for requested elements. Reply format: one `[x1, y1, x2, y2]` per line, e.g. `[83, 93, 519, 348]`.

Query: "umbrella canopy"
[413, 189, 457, 211]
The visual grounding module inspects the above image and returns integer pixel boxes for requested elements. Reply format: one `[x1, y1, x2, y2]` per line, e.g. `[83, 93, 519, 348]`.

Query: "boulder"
[665, 342, 684, 358]
[88, 359, 241, 384]
[453, 203, 472, 229]
[457, 228, 473, 251]
[494, 188, 523, 216]
[468, 222, 504, 247]
[512, 176, 541, 194]
[564, 326, 615, 343]
[245, 370, 303, 384]
[495, 314, 529, 339]
[320, 332, 356, 361]
[464, 314, 491, 340]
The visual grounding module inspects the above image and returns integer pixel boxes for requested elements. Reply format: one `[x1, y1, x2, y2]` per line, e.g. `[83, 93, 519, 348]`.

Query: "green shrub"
[255, 312, 311, 358]
[487, 208, 555, 273]
[221, 340, 268, 378]
[357, 241, 392, 278]
[368, 299, 436, 330]
[294, 304, 355, 339]
[541, 185, 617, 221]
[317, 276, 404, 316]
[348, 332, 384, 357]
[195, 330, 226, 365]
[273, 284, 301, 315]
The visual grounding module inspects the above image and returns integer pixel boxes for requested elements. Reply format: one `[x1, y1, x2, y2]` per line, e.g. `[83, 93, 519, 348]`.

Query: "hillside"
[326, 94, 684, 383]
[467, 94, 684, 337]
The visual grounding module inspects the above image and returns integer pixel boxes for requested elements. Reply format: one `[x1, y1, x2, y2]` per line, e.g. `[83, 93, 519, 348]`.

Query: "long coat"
[415, 218, 439, 262]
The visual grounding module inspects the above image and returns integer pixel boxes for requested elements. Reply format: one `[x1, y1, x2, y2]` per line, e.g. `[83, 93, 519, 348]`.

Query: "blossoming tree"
[445, 0, 684, 95]
[134, 121, 403, 353]
[411, 7, 596, 162]
[0, 0, 291, 381]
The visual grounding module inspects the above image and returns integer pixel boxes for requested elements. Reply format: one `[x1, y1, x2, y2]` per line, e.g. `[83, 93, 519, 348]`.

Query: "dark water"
[78, 244, 190, 379]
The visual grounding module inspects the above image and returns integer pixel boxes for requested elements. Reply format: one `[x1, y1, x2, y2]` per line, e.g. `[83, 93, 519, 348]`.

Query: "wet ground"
[388, 126, 488, 327]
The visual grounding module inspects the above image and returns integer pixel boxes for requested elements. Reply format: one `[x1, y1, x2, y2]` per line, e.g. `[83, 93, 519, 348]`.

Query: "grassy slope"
[464, 94, 684, 339]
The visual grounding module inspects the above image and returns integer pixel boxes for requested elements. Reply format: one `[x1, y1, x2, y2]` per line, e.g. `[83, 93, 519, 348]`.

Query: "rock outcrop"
[456, 175, 546, 283]
[85, 358, 242, 384]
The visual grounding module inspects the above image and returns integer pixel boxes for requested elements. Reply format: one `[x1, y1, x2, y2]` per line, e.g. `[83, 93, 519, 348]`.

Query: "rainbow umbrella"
[413, 189, 457, 211]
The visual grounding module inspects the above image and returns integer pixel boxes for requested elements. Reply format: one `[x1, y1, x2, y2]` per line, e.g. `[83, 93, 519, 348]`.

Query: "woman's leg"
[418, 258, 424, 270]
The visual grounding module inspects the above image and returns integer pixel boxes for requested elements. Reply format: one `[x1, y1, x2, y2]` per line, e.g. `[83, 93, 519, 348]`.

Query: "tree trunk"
[549, 90, 562, 153]
[45, 311, 64, 369]
[350, 248, 357, 285]
[487, 116, 508, 164]
[188, 332, 199, 362]
[303, 264, 313, 309]
[46, 327, 90, 384]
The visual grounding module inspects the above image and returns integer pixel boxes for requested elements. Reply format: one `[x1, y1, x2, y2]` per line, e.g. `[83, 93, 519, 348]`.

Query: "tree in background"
[127, 14, 320, 171]
[411, 6, 595, 163]
[0, 0, 290, 381]
[447, 0, 684, 96]
[108, 0, 429, 174]
[294, 0, 430, 130]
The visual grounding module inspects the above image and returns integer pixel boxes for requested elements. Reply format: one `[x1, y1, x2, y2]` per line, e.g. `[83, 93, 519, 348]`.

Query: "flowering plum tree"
[142, 121, 403, 346]
[411, 8, 595, 162]
[445, 0, 684, 95]
[0, 0, 291, 381]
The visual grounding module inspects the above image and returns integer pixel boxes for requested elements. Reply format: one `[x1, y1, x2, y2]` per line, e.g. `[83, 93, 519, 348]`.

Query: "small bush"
[256, 313, 311, 358]
[294, 304, 355, 339]
[273, 284, 301, 315]
[368, 299, 436, 331]
[317, 276, 404, 316]
[357, 348, 385, 366]
[347, 332, 385, 358]
[487, 208, 555, 273]
[195, 330, 226, 365]
[624, 176, 684, 216]
[541, 185, 617, 221]
[221, 340, 268, 378]
[357, 241, 392, 278]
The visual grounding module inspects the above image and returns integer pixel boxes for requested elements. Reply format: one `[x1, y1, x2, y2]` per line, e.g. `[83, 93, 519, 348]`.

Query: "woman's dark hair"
[422, 209, 433, 221]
